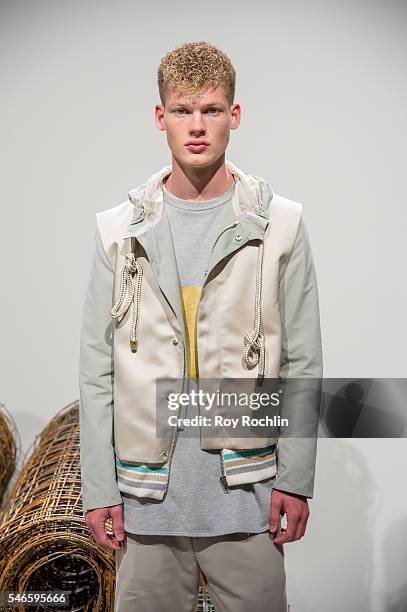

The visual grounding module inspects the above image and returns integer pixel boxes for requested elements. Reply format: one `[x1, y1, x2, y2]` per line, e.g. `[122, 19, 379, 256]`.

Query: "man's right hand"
[84, 503, 126, 551]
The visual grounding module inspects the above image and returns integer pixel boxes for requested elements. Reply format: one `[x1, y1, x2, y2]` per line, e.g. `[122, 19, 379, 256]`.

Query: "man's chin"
[175, 151, 223, 170]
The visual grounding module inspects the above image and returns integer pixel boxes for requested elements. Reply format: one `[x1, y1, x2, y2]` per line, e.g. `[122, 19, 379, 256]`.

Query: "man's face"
[155, 86, 240, 170]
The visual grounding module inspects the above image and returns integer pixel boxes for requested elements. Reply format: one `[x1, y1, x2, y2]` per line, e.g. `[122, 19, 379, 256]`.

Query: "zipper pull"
[219, 475, 230, 494]
[256, 374, 264, 387]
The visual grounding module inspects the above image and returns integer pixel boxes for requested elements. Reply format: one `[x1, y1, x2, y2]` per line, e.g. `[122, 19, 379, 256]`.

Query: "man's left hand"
[269, 489, 310, 544]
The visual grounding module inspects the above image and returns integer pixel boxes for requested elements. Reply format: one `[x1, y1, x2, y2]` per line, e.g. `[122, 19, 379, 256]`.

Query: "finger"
[294, 506, 310, 541]
[85, 516, 98, 543]
[272, 526, 287, 545]
[93, 523, 123, 550]
[269, 494, 283, 534]
[91, 513, 123, 550]
[273, 508, 300, 544]
[285, 510, 301, 542]
[271, 517, 286, 543]
[110, 507, 126, 543]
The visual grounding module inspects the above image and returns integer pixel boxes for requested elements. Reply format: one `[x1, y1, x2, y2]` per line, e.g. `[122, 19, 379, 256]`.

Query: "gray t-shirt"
[122, 181, 275, 537]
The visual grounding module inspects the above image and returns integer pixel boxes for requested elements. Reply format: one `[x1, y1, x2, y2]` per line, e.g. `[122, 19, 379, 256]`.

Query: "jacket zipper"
[197, 219, 240, 494]
[202, 219, 240, 285]
[168, 219, 239, 464]
[164, 335, 187, 476]
[195, 218, 240, 377]
[219, 451, 230, 494]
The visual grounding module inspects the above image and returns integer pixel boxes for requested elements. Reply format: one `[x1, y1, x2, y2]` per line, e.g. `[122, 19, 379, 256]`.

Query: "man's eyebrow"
[169, 101, 226, 108]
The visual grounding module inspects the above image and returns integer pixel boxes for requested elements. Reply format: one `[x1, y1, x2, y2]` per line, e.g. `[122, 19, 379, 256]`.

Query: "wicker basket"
[0, 402, 18, 505]
[0, 400, 114, 611]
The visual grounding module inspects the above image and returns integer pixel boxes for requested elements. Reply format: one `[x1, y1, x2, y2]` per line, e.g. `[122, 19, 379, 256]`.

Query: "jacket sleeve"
[272, 217, 323, 498]
[79, 226, 123, 511]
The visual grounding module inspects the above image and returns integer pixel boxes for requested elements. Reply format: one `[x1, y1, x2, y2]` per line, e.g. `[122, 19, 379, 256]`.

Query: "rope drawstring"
[110, 251, 143, 352]
[243, 241, 266, 380]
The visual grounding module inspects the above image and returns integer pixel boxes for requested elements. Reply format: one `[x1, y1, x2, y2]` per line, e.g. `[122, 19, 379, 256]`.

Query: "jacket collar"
[123, 159, 273, 241]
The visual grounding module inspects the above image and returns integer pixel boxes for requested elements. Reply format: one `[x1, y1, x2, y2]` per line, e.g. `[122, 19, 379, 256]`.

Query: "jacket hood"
[127, 159, 274, 226]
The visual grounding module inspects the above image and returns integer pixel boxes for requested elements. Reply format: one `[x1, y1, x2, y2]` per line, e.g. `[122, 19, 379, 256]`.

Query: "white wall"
[1, 1, 406, 610]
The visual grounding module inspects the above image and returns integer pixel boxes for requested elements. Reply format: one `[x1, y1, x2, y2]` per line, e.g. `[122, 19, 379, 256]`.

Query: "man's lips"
[185, 143, 209, 153]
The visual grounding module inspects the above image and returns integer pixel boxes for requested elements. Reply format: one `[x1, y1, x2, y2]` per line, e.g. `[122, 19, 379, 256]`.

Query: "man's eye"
[174, 107, 220, 115]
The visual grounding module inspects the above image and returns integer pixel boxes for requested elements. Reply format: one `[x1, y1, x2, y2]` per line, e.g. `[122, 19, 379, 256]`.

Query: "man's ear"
[154, 104, 166, 131]
[230, 103, 241, 130]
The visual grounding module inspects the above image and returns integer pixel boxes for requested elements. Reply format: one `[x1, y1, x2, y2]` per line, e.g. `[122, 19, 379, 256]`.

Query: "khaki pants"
[114, 530, 287, 612]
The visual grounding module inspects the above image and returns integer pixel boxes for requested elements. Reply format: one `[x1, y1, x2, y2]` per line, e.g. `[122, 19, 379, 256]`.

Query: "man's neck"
[163, 156, 234, 201]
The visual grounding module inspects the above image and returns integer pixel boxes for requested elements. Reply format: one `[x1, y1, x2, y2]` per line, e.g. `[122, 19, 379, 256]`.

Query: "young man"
[79, 41, 322, 612]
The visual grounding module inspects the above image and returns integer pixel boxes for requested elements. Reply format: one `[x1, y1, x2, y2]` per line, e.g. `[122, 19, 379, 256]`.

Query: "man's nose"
[189, 112, 206, 135]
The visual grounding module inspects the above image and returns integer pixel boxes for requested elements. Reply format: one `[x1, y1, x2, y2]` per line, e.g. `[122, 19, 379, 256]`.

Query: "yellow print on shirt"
[180, 285, 202, 380]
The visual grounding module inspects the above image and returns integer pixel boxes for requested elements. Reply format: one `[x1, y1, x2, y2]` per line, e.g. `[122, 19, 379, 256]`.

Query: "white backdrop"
[1, 1, 406, 610]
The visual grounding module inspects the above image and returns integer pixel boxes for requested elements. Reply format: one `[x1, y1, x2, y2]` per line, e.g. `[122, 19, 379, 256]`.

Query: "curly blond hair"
[157, 41, 236, 106]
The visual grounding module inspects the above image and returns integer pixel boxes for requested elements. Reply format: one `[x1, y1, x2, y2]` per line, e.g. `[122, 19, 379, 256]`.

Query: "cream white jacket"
[79, 161, 323, 511]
